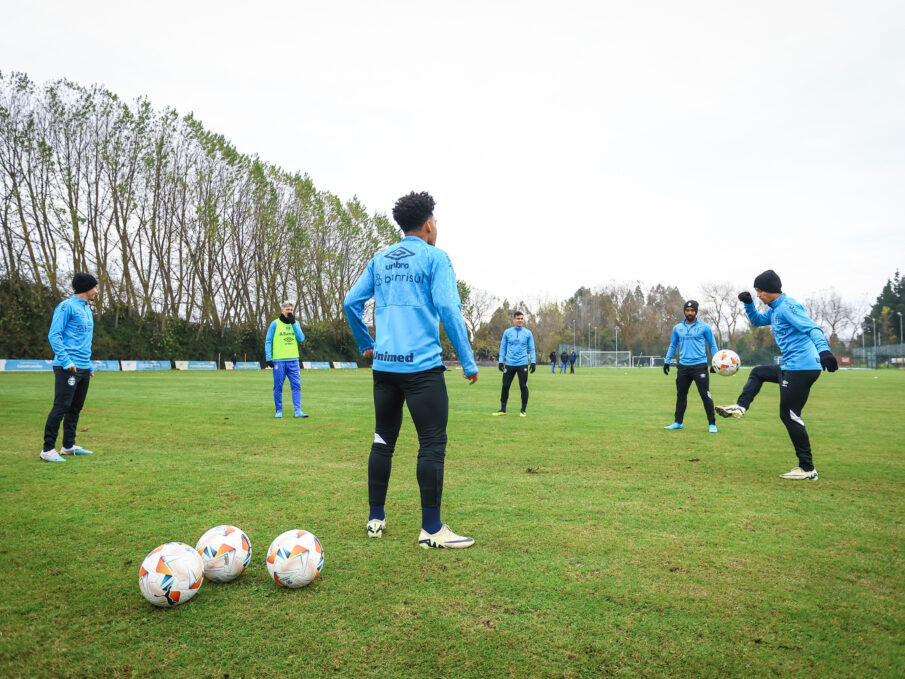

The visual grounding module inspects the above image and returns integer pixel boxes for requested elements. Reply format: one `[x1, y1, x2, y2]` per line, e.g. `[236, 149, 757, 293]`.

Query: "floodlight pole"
[595, 326, 598, 351]
[898, 312, 903, 365]
[572, 319, 575, 348]
[615, 326, 619, 353]
[588, 322, 591, 349]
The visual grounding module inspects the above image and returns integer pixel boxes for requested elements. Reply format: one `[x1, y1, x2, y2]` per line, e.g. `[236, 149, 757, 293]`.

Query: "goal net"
[579, 350, 632, 368]
[633, 355, 665, 368]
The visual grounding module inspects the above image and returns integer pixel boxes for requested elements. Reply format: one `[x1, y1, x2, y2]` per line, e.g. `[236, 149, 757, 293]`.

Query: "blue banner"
[119, 360, 171, 371]
[332, 362, 359, 369]
[234, 361, 261, 370]
[187, 361, 217, 370]
[0, 359, 54, 371]
[91, 360, 121, 371]
[303, 361, 332, 370]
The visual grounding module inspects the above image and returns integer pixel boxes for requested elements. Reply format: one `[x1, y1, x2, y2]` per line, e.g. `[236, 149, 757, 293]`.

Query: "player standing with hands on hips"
[265, 301, 307, 418]
[715, 270, 837, 480]
[663, 300, 720, 433]
[344, 191, 479, 549]
[492, 311, 536, 417]
[40, 273, 99, 462]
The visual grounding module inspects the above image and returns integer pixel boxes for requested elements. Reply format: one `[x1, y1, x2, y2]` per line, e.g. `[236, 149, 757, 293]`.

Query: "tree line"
[1, 73, 897, 365]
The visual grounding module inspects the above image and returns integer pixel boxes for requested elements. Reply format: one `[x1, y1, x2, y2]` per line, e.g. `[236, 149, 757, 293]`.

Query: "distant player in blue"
[41, 273, 99, 462]
[716, 270, 837, 480]
[265, 301, 307, 418]
[344, 191, 478, 549]
[663, 300, 720, 433]
[559, 350, 568, 373]
[569, 350, 577, 373]
[549, 350, 557, 373]
[493, 311, 536, 417]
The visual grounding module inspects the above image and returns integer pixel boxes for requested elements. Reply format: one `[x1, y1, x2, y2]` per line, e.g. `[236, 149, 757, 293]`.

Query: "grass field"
[1, 367, 903, 678]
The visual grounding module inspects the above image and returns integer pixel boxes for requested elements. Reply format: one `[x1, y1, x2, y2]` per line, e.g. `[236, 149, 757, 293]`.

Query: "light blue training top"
[744, 293, 829, 371]
[664, 319, 719, 366]
[499, 326, 536, 366]
[48, 296, 94, 370]
[344, 236, 478, 375]
[264, 319, 306, 362]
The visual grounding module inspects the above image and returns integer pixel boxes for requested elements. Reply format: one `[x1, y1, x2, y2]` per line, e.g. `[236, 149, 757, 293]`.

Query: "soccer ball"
[138, 542, 204, 607]
[712, 349, 741, 376]
[266, 529, 324, 588]
[196, 525, 252, 583]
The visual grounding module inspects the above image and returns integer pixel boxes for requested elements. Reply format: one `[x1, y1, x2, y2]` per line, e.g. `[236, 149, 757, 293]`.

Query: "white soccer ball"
[195, 525, 252, 583]
[266, 529, 324, 589]
[138, 542, 204, 607]
[712, 349, 741, 376]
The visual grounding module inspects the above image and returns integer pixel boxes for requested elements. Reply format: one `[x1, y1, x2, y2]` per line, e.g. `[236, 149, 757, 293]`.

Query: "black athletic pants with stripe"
[43, 367, 92, 451]
[737, 364, 821, 471]
[369, 367, 448, 509]
[500, 364, 529, 411]
[674, 362, 715, 425]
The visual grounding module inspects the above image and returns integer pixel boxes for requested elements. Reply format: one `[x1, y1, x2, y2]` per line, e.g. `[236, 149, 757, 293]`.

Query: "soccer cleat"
[663, 422, 684, 430]
[519, 411, 527, 418]
[779, 467, 818, 480]
[715, 404, 746, 419]
[274, 411, 283, 418]
[40, 449, 66, 462]
[61, 445, 93, 455]
[708, 424, 718, 434]
[418, 524, 475, 550]
[366, 518, 386, 538]
[294, 410, 308, 418]
[492, 410, 507, 417]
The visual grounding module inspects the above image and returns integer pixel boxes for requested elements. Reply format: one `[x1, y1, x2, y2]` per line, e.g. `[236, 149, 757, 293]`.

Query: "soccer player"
[569, 349, 577, 373]
[492, 311, 536, 417]
[559, 350, 568, 373]
[715, 270, 838, 480]
[344, 191, 479, 549]
[549, 349, 557, 374]
[40, 273, 99, 462]
[663, 300, 720, 433]
[265, 301, 307, 418]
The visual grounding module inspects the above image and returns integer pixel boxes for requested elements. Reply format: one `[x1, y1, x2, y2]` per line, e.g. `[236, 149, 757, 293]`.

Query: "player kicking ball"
[662, 300, 720, 433]
[344, 191, 478, 549]
[715, 270, 838, 480]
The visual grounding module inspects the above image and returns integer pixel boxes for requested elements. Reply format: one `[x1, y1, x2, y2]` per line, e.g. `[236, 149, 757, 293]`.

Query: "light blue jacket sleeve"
[292, 322, 305, 344]
[705, 325, 719, 356]
[343, 262, 376, 355]
[664, 326, 679, 364]
[744, 301, 773, 327]
[431, 251, 478, 376]
[499, 330, 508, 363]
[264, 321, 277, 361]
[783, 303, 830, 353]
[48, 303, 74, 369]
[527, 331, 536, 363]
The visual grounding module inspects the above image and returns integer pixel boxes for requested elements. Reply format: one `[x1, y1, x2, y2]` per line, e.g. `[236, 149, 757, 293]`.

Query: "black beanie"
[683, 299, 699, 311]
[72, 273, 98, 294]
[753, 270, 782, 293]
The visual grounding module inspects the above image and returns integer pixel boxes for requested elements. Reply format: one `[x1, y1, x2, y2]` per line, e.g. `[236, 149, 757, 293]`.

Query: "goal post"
[579, 350, 632, 368]
[632, 355, 665, 368]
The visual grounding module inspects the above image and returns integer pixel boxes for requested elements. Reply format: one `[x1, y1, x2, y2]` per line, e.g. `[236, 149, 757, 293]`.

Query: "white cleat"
[715, 404, 746, 419]
[366, 519, 386, 538]
[40, 449, 66, 462]
[779, 467, 818, 481]
[418, 524, 475, 550]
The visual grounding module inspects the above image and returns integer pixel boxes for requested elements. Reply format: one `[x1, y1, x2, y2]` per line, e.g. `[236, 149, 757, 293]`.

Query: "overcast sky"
[3, 0, 903, 310]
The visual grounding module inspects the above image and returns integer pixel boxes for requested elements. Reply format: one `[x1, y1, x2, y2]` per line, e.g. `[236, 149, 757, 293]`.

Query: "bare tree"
[699, 282, 746, 348]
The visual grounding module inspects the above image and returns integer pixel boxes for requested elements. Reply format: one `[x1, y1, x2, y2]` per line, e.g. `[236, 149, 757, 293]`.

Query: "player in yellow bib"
[264, 301, 307, 418]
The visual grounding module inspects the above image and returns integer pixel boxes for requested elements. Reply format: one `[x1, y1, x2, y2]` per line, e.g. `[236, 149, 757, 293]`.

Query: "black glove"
[529, 363, 536, 373]
[738, 291, 753, 304]
[266, 360, 274, 369]
[819, 351, 838, 372]
[710, 365, 716, 373]
[663, 364, 670, 375]
[498, 362, 504, 372]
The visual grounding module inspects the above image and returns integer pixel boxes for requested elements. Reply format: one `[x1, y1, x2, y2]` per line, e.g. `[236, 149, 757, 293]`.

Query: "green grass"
[1, 367, 903, 678]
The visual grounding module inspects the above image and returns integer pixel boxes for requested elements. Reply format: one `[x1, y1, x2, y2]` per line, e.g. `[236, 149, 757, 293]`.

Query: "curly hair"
[392, 191, 436, 232]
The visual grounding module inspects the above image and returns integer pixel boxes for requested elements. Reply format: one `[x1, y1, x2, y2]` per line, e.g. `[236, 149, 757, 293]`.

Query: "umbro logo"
[386, 247, 415, 261]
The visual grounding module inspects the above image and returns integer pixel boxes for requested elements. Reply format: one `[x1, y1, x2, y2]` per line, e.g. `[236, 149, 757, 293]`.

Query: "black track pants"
[674, 362, 715, 425]
[369, 367, 448, 509]
[500, 365, 529, 410]
[43, 367, 92, 451]
[737, 364, 821, 470]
